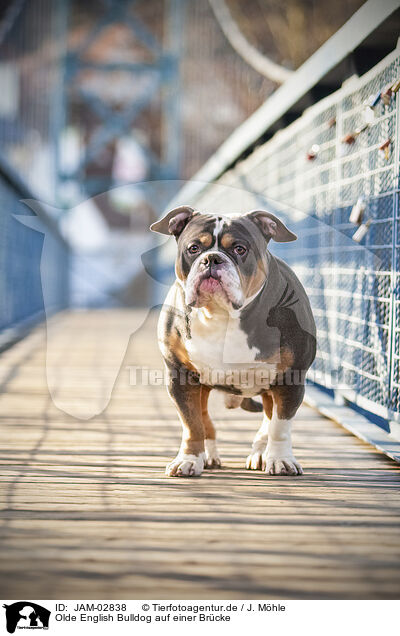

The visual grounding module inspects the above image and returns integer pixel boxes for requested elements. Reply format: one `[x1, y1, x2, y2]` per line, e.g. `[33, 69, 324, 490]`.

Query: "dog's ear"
[245, 209, 297, 242]
[150, 205, 197, 237]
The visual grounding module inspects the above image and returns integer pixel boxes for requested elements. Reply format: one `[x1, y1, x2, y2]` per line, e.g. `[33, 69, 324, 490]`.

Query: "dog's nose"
[201, 253, 223, 266]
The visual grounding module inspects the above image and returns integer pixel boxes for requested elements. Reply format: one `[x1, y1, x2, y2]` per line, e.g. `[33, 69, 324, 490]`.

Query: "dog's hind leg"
[246, 393, 273, 470]
[201, 386, 222, 468]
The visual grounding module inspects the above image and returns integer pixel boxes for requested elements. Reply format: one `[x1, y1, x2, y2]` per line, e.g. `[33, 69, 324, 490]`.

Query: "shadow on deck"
[0, 309, 399, 599]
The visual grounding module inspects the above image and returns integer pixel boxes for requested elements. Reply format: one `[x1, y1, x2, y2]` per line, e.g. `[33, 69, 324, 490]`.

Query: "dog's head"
[150, 206, 296, 310]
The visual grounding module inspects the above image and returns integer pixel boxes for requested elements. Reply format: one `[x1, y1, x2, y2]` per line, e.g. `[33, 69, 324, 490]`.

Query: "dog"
[150, 206, 316, 477]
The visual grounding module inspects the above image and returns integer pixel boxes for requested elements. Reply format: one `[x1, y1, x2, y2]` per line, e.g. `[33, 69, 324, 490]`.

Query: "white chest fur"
[186, 307, 278, 396]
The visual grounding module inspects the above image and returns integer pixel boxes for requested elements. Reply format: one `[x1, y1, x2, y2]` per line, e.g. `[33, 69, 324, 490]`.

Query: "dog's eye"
[233, 244, 247, 256]
[187, 244, 200, 255]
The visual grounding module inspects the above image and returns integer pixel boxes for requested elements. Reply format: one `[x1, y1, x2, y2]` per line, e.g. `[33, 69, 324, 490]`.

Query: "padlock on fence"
[379, 138, 391, 161]
[381, 84, 393, 106]
[349, 197, 366, 225]
[306, 143, 320, 160]
[352, 219, 371, 243]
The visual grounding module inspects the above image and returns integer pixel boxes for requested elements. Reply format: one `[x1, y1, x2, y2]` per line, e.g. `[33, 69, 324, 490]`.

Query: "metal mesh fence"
[192, 47, 400, 424]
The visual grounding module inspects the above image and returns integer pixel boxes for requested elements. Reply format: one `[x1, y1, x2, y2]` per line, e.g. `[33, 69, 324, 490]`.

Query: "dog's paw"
[245, 450, 264, 470]
[165, 453, 205, 477]
[204, 439, 222, 469]
[263, 453, 303, 476]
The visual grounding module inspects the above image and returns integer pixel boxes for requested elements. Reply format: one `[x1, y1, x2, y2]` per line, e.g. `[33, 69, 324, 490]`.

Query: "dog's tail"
[224, 395, 263, 412]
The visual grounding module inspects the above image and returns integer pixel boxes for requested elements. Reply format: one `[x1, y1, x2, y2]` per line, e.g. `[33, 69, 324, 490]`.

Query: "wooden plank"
[0, 309, 400, 600]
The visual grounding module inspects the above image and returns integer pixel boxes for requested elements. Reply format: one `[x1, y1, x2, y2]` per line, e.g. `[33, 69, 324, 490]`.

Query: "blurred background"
[0, 0, 366, 332]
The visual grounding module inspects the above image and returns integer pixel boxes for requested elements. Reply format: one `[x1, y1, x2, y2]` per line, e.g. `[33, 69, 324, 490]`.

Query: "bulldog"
[150, 206, 316, 477]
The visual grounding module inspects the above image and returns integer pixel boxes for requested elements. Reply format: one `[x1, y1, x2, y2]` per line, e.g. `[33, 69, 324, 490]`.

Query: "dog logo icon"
[3, 602, 50, 633]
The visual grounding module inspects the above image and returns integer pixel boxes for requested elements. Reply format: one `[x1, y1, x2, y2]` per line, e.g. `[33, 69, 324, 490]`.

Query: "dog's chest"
[185, 309, 277, 394]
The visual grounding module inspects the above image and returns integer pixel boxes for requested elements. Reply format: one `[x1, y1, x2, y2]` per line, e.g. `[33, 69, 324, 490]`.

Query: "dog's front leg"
[263, 384, 304, 475]
[263, 415, 303, 475]
[165, 368, 205, 477]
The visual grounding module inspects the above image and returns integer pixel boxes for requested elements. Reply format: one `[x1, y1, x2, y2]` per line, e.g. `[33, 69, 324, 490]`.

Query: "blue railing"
[0, 156, 69, 349]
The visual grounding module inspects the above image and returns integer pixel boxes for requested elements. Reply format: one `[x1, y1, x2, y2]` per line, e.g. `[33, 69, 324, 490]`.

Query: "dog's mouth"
[194, 271, 238, 308]
[185, 259, 244, 310]
[198, 273, 223, 294]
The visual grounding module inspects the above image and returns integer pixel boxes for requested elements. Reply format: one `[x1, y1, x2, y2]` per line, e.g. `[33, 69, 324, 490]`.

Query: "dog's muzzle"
[184, 250, 244, 308]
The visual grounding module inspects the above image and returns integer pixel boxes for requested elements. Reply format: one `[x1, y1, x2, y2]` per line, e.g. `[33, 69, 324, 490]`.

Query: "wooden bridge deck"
[0, 309, 400, 600]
